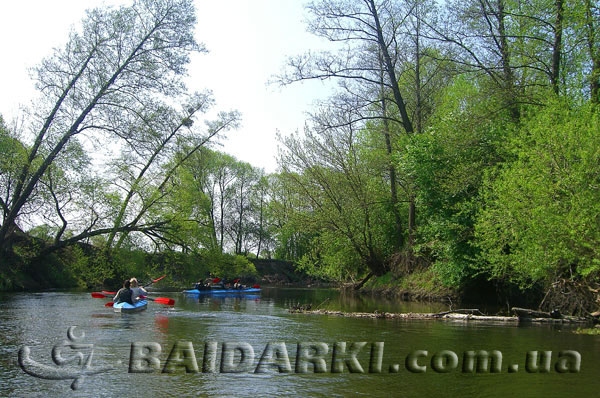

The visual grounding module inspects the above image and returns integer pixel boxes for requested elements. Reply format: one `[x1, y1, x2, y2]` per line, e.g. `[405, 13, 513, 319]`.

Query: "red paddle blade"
[153, 275, 167, 283]
[154, 297, 175, 305]
[252, 285, 260, 289]
[233, 278, 240, 283]
[105, 302, 114, 307]
[213, 278, 221, 283]
[102, 291, 116, 295]
[92, 292, 107, 298]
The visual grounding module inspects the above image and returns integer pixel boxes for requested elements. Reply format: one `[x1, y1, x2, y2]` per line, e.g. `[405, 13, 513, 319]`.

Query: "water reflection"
[1, 289, 599, 398]
[259, 287, 448, 313]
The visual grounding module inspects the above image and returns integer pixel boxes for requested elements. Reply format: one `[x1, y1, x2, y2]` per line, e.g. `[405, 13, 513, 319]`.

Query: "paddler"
[113, 279, 134, 305]
[129, 278, 148, 302]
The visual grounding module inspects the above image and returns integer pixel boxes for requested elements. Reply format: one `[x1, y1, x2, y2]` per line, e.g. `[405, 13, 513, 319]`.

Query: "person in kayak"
[113, 279, 134, 305]
[129, 278, 148, 302]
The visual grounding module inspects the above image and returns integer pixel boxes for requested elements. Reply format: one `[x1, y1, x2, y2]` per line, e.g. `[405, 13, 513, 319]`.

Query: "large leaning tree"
[0, 0, 237, 259]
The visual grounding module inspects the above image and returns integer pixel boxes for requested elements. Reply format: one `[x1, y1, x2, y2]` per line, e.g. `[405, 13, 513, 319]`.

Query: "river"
[1, 288, 598, 397]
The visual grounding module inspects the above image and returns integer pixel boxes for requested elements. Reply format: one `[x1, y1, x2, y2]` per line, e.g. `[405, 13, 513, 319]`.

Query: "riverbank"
[0, 232, 322, 292]
[354, 269, 457, 303]
[350, 267, 571, 315]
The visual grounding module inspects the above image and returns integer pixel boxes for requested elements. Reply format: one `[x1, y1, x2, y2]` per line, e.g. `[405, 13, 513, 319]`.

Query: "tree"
[106, 103, 240, 251]
[269, 172, 315, 262]
[400, 77, 507, 286]
[424, 0, 598, 117]
[226, 162, 259, 255]
[0, 116, 28, 227]
[167, 148, 270, 256]
[277, 107, 396, 279]
[0, 0, 209, 256]
[475, 100, 600, 312]
[280, 0, 428, 249]
[251, 174, 271, 258]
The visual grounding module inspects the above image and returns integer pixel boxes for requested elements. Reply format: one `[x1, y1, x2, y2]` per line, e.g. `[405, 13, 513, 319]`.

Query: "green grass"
[574, 327, 600, 335]
[362, 268, 456, 300]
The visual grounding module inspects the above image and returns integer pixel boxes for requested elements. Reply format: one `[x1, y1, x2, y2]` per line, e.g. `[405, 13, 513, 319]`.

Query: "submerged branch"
[289, 308, 590, 324]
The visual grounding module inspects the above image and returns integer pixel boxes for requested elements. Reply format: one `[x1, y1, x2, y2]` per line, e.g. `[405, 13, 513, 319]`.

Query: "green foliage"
[5, 0, 600, 315]
[27, 225, 55, 242]
[296, 233, 365, 281]
[62, 246, 114, 289]
[276, 119, 399, 279]
[400, 77, 510, 286]
[204, 251, 257, 281]
[475, 99, 600, 287]
[0, 116, 27, 182]
[574, 328, 600, 335]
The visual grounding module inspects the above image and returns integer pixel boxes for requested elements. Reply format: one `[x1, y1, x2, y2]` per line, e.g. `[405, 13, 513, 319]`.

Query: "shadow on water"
[258, 287, 448, 313]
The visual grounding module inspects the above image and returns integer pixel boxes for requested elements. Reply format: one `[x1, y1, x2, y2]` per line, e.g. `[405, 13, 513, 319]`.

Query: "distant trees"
[166, 148, 274, 257]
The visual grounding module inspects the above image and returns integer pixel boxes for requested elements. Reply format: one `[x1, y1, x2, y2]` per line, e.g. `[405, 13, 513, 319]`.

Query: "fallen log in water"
[288, 308, 590, 324]
[512, 307, 555, 318]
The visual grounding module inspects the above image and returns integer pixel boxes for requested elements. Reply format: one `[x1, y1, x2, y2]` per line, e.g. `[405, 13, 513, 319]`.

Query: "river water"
[1, 288, 598, 397]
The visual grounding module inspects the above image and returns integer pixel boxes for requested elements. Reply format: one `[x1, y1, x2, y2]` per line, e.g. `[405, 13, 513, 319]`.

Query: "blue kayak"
[113, 299, 148, 313]
[183, 288, 261, 295]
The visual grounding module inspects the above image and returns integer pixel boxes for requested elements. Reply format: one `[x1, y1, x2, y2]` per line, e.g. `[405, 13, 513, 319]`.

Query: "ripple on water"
[2, 290, 600, 398]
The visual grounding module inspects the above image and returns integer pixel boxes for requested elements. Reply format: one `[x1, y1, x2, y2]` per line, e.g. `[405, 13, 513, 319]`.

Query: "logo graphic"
[18, 326, 115, 390]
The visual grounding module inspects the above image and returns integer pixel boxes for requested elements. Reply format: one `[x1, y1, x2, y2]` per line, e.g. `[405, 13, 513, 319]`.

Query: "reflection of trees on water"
[270, 287, 447, 313]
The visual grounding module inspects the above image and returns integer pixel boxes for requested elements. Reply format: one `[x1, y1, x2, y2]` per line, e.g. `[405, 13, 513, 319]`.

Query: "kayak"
[113, 299, 148, 313]
[183, 288, 261, 295]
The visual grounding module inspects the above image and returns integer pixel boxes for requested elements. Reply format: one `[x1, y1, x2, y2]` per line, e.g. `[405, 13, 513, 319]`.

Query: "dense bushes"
[475, 100, 600, 289]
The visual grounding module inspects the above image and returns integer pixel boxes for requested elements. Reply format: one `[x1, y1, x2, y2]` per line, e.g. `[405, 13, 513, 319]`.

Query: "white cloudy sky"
[0, 0, 337, 172]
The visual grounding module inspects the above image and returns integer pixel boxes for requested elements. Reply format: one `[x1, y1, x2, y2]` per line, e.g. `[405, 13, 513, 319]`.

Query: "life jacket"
[115, 288, 133, 304]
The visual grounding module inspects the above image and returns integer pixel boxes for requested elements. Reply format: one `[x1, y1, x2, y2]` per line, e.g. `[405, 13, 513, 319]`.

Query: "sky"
[0, 0, 337, 172]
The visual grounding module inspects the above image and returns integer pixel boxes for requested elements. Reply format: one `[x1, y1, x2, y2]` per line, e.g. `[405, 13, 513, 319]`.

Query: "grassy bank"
[357, 269, 457, 303]
[0, 233, 316, 292]
[355, 267, 553, 314]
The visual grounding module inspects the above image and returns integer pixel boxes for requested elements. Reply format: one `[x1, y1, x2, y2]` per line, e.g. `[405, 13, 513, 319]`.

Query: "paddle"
[92, 292, 174, 305]
[144, 274, 167, 288]
[139, 295, 175, 305]
[252, 284, 260, 289]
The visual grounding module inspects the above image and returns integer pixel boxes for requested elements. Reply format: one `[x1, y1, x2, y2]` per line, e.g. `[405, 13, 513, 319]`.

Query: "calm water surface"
[0, 288, 598, 397]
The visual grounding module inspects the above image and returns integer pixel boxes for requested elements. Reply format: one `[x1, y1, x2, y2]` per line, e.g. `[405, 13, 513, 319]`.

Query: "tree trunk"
[408, 196, 416, 246]
[380, 68, 404, 249]
[551, 0, 564, 95]
[354, 271, 374, 291]
[368, 0, 415, 135]
[256, 197, 264, 258]
[496, 0, 520, 122]
[414, 2, 423, 135]
[586, 0, 600, 104]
